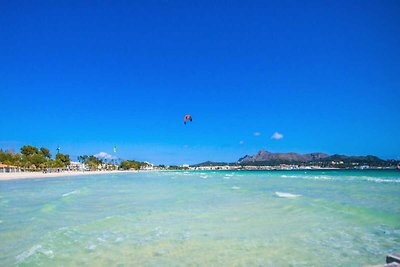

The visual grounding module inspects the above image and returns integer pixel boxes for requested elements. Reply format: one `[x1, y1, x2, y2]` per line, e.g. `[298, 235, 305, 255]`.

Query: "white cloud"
[253, 132, 261, 137]
[95, 152, 116, 160]
[271, 132, 284, 140]
[239, 140, 244, 145]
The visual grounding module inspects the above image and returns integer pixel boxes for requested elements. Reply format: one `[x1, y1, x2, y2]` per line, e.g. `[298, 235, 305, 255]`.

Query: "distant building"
[359, 165, 370, 169]
[98, 163, 118, 171]
[68, 161, 85, 171]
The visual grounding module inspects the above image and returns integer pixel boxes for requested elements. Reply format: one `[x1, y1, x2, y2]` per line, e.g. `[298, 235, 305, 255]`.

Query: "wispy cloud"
[271, 132, 284, 140]
[253, 132, 261, 137]
[95, 152, 116, 160]
[239, 140, 244, 145]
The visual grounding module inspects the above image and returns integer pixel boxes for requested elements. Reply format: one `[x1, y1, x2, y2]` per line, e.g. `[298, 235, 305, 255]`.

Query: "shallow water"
[0, 170, 399, 266]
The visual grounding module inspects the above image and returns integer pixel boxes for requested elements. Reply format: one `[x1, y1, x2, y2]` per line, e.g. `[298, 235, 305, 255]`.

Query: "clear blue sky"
[1, 0, 399, 164]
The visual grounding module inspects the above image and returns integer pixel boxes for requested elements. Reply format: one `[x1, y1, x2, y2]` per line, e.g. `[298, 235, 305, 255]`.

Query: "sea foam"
[16, 245, 54, 263]
[275, 192, 301, 198]
[365, 177, 400, 183]
[62, 190, 79, 197]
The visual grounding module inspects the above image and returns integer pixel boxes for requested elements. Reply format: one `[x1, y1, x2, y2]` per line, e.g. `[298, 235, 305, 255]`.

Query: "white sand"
[0, 170, 139, 181]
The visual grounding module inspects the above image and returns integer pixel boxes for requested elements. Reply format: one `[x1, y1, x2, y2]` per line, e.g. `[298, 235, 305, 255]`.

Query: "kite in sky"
[183, 115, 192, 125]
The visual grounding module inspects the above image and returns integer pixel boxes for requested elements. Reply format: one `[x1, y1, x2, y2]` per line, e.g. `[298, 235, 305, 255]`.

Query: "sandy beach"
[0, 170, 138, 181]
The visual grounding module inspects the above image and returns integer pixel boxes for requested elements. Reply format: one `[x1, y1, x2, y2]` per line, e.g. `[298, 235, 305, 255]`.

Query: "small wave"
[225, 174, 234, 177]
[16, 245, 54, 263]
[280, 175, 333, 181]
[200, 175, 208, 179]
[365, 177, 400, 183]
[309, 176, 333, 181]
[231, 186, 240, 190]
[280, 174, 400, 184]
[275, 192, 301, 198]
[280, 175, 300, 178]
[62, 190, 79, 197]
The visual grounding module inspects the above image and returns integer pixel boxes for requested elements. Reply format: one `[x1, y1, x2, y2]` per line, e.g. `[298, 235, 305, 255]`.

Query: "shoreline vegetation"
[0, 145, 153, 173]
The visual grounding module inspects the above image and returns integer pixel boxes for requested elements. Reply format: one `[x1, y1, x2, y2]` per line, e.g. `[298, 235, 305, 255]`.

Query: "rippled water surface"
[1, 170, 399, 266]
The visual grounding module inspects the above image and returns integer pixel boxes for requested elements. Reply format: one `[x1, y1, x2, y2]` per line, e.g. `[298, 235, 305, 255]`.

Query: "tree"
[30, 153, 46, 168]
[19, 145, 48, 169]
[40, 147, 51, 159]
[55, 153, 71, 167]
[119, 160, 148, 170]
[48, 159, 64, 168]
[78, 155, 103, 171]
[0, 150, 13, 164]
[21, 145, 39, 157]
[78, 155, 89, 164]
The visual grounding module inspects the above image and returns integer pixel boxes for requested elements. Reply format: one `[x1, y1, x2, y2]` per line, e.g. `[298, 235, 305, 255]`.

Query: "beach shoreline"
[0, 170, 139, 181]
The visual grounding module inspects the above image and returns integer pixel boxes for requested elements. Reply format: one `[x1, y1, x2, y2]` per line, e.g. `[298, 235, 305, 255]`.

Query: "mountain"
[319, 154, 385, 164]
[191, 161, 233, 167]
[237, 150, 392, 167]
[191, 150, 398, 168]
[238, 150, 329, 164]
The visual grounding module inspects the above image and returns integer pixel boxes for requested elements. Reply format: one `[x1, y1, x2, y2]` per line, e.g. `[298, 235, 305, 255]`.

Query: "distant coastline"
[2, 146, 399, 176]
[191, 150, 400, 170]
[189, 165, 399, 171]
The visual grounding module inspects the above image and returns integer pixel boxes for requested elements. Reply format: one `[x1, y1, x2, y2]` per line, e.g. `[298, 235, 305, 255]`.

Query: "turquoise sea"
[0, 170, 399, 266]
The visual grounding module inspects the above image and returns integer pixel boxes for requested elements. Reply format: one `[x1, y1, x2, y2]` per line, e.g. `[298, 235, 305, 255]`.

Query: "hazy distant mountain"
[192, 161, 232, 167]
[237, 150, 396, 167]
[192, 150, 397, 168]
[238, 150, 329, 164]
[320, 154, 385, 164]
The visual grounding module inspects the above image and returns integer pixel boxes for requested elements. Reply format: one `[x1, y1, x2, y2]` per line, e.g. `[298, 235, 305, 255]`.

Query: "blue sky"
[1, 0, 399, 164]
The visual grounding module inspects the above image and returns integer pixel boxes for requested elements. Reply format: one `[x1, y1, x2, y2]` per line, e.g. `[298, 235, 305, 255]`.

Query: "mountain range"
[193, 150, 397, 167]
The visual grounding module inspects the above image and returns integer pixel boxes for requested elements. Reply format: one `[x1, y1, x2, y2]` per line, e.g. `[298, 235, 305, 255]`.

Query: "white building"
[68, 161, 85, 171]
